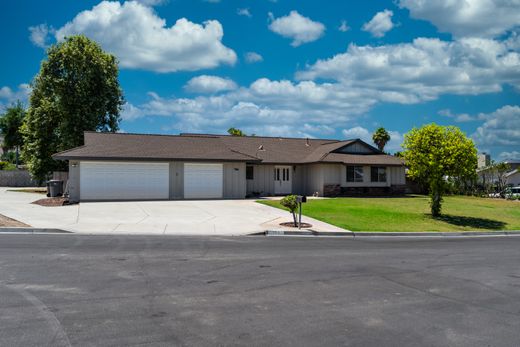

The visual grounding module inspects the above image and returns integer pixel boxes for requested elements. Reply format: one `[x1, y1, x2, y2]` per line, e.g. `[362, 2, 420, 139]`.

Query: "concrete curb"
[263, 230, 520, 237]
[0, 227, 72, 234]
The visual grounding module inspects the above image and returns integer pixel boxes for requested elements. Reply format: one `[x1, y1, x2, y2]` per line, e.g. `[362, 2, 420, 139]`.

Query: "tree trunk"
[292, 211, 297, 227]
[430, 179, 444, 217]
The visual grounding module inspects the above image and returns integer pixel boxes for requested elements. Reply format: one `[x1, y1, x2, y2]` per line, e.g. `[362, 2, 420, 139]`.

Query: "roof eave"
[53, 156, 261, 163]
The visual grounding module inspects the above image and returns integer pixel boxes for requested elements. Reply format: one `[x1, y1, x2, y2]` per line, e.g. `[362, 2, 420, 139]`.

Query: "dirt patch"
[31, 197, 75, 207]
[0, 214, 30, 227]
[7, 188, 47, 194]
[279, 222, 313, 228]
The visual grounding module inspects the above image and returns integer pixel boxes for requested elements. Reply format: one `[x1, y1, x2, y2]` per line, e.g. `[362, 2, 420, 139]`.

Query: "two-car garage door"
[80, 162, 169, 200]
[80, 161, 224, 200]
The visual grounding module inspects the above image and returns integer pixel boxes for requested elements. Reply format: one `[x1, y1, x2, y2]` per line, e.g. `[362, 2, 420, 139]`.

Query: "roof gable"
[333, 139, 382, 155]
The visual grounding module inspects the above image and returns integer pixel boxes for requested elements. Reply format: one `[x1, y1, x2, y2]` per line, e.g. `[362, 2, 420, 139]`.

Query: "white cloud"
[342, 126, 371, 141]
[499, 151, 520, 161]
[438, 109, 478, 122]
[338, 20, 350, 32]
[399, 0, 520, 38]
[472, 105, 520, 147]
[135, 0, 167, 5]
[121, 77, 381, 138]
[122, 32, 520, 142]
[0, 84, 31, 111]
[297, 37, 520, 103]
[54, 1, 236, 73]
[362, 9, 394, 38]
[28, 24, 54, 48]
[268, 10, 325, 46]
[237, 8, 251, 17]
[342, 126, 403, 152]
[244, 52, 263, 63]
[184, 75, 237, 93]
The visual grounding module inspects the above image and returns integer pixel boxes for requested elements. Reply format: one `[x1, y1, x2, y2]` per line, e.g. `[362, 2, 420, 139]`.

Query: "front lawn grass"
[258, 195, 520, 232]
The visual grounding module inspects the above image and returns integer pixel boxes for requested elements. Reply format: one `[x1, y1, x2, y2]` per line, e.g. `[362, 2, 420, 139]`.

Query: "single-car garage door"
[184, 163, 223, 199]
[80, 161, 169, 200]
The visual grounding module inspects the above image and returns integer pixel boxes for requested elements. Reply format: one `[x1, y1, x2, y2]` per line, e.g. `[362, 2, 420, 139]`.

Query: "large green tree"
[22, 35, 124, 182]
[403, 124, 477, 216]
[372, 127, 391, 151]
[0, 101, 26, 166]
[227, 127, 246, 136]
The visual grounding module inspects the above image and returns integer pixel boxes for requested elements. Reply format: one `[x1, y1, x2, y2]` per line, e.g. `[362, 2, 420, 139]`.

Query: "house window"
[246, 166, 254, 180]
[371, 166, 387, 182]
[346, 166, 364, 182]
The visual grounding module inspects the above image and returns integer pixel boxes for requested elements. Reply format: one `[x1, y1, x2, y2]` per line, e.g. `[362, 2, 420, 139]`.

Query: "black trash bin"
[47, 180, 63, 197]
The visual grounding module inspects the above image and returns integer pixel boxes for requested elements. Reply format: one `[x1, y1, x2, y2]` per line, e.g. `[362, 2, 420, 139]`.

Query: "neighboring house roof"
[53, 132, 405, 166]
[505, 169, 519, 178]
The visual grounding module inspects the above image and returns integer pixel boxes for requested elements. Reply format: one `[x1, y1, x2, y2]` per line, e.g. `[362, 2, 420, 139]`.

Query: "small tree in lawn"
[403, 124, 477, 217]
[372, 127, 391, 152]
[280, 195, 298, 226]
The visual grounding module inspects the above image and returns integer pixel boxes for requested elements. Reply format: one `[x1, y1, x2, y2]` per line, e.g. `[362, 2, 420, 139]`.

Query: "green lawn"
[258, 195, 520, 232]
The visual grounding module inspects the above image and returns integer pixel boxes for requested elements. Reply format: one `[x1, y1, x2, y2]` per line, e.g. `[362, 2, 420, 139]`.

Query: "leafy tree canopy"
[22, 35, 124, 182]
[403, 124, 477, 216]
[372, 127, 391, 151]
[0, 101, 25, 150]
[227, 127, 246, 136]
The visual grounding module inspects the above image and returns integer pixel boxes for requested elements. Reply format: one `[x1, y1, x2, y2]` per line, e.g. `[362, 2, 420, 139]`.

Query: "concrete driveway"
[0, 187, 347, 235]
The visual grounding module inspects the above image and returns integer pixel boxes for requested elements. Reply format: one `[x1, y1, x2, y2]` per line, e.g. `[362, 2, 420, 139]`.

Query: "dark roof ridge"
[180, 132, 340, 142]
[84, 131, 221, 139]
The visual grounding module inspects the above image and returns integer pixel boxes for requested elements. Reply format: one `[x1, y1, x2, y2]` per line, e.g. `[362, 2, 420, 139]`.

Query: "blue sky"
[0, 0, 519, 160]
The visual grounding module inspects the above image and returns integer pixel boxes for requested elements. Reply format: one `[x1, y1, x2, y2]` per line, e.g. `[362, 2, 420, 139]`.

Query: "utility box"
[47, 180, 63, 197]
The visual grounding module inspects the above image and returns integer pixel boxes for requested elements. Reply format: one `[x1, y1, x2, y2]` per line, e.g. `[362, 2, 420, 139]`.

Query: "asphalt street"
[0, 234, 519, 346]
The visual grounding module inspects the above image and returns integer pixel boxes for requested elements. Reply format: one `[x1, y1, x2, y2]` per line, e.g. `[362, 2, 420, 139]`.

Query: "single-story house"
[477, 159, 520, 188]
[505, 169, 520, 186]
[53, 132, 406, 202]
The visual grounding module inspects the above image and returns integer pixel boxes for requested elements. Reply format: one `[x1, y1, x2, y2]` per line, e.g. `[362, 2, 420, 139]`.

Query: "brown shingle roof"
[53, 132, 404, 166]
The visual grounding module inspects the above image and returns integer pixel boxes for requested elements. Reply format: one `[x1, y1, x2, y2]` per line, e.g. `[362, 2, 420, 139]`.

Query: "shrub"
[280, 195, 299, 226]
[0, 161, 16, 170]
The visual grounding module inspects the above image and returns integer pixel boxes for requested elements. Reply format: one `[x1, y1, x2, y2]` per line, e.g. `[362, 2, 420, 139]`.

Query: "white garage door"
[80, 162, 169, 200]
[184, 163, 223, 199]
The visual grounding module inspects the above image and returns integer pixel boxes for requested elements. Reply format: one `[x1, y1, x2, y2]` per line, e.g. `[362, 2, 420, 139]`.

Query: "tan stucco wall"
[223, 162, 246, 198]
[68, 161, 80, 202]
[246, 164, 275, 195]
[169, 162, 184, 199]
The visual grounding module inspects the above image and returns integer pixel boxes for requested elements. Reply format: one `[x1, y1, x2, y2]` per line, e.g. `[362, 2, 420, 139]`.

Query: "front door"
[274, 166, 292, 195]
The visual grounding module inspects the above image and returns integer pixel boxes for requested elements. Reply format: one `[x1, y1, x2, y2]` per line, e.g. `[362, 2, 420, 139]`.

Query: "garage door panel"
[80, 162, 169, 200]
[184, 163, 223, 199]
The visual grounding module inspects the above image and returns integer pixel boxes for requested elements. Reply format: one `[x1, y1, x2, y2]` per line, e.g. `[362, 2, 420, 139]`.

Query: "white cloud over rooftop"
[54, 1, 236, 72]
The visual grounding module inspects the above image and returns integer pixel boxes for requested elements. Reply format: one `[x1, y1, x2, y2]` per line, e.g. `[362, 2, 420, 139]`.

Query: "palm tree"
[372, 127, 390, 151]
